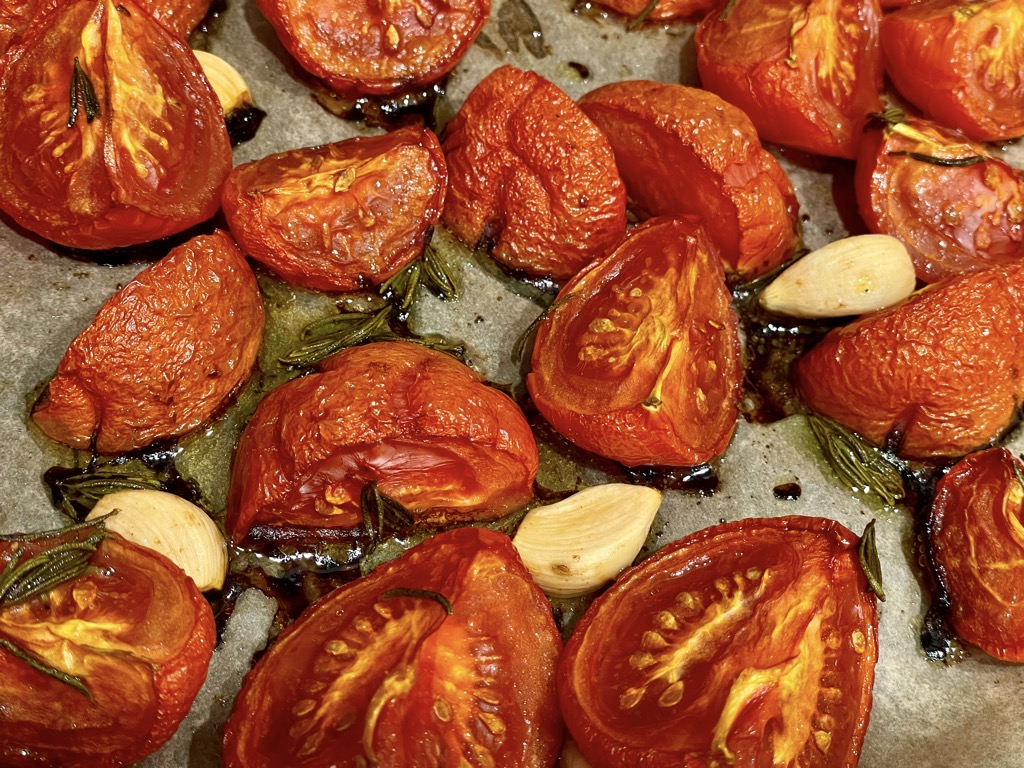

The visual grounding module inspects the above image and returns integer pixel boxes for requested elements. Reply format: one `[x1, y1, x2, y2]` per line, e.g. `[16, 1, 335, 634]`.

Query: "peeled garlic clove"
[513, 484, 662, 599]
[758, 234, 916, 318]
[193, 49, 264, 144]
[87, 490, 227, 592]
[559, 739, 593, 768]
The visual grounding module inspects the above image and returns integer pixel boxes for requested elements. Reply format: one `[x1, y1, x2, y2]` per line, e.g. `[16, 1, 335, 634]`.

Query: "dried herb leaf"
[887, 150, 985, 167]
[497, 0, 548, 58]
[360, 482, 414, 549]
[512, 292, 576, 362]
[420, 243, 460, 301]
[719, 0, 738, 19]
[67, 57, 101, 128]
[868, 107, 906, 126]
[379, 588, 453, 615]
[859, 519, 885, 601]
[627, 0, 659, 30]
[281, 306, 395, 368]
[807, 414, 905, 506]
[47, 465, 166, 522]
[0, 638, 91, 698]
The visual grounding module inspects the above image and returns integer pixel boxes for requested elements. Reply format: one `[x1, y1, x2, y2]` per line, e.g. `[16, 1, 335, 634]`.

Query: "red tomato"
[0, 0, 231, 250]
[527, 217, 741, 467]
[559, 516, 878, 767]
[929, 448, 1024, 661]
[579, 80, 800, 279]
[695, 0, 884, 159]
[0, 529, 215, 767]
[222, 527, 562, 767]
[140, 0, 214, 38]
[586, 0, 715, 24]
[223, 126, 447, 293]
[881, 0, 1024, 142]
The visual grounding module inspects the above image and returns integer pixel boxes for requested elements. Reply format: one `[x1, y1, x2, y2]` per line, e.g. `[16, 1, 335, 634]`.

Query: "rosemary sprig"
[719, 0, 738, 20]
[858, 519, 885, 602]
[280, 306, 395, 368]
[887, 150, 985, 168]
[47, 464, 166, 522]
[627, 0, 659, 30]
[379, 588, 453, 615]
[0, 639, 91, 698]
[360, 482, 414, 551]
[807, 414, 905, 507]
[512, 292, 577, 362]
[67, 57, 101, 128]
[868, 107, 906, 126]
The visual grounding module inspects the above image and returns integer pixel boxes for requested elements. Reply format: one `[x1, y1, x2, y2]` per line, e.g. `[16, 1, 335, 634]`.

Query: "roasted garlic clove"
[193, 49, 265, 145]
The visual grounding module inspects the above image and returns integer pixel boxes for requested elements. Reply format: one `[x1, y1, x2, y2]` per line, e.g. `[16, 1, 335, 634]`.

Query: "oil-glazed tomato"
[0, 0, 231, 250]
[795, 262, 1024, 460]
[441, 65, 627, 280]
[855, 115, 1024, 283]
[929, 448, 1024, 662]
[587, 0, 715, 24]
[579, 80, 800, 279]
[32, 231, 264, 454]
[222, 527, 562, 767]
[223, 126, 447, 293]
[881, 0, 1024, 142]
[695, 0, 884, 159]
[527, 218, 741, 467]
[0, 529, 215, 767]
[257, 0, 489, 98]
[228, 341, 538, 542]
[141, 0, 213, 38]
[559, 515, 878, 767]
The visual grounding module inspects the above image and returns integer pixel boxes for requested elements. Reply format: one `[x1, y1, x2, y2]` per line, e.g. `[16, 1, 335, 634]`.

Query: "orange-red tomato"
[559, 515, 878, 767]
[222, 527, 563, 767]
[881, 0, 1024, 142]
[695, 0, 884, 159]
[579, 80, 800, 279]
[929, 448, 1024, 661]
[588, 0, 716, 23]
[795, 262, 1024, 460]
[855, 115, 1024, 283]
[227, 341, 539, 542]
[32, 231, 264, 454]
[527, 217, 741, 467]
[0, 0, 231, 250]
[223, 126, 447, 293]
[141, 0, 214, 38]
[441, 65, 627, 280]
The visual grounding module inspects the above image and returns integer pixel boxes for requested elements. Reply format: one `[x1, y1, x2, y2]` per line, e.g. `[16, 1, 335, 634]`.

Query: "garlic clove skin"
[758, 234, 916, 318]
[193, 49, 254, 116]
[86, 490, 228, 592]
[513, 483, 662, 599]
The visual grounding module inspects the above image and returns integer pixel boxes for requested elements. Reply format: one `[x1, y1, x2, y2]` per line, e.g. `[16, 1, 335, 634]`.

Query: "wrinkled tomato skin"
[587, 0, 715, 24]
[881, 0, 1024, 142]
[527, 218, 741, 467]
[695, 0, 884, 159]
[227, 341, 538, 542]
[223, 527, 562, 768]
[0, 0, 231, 250]
[223, 126, 447, 293]
[929, 448, 1024, 662]
[795, 262, 1024, 460]
[579, 80, 800, 280]
[441, 65, 627, 280]
[257, 0, 489, 97]
[32, 231, 264, 454]
[855, 117, 1024, 283]
[559, 516, 878, 767]
[140, 0, 213, 38]
[0, 532, 215, 768]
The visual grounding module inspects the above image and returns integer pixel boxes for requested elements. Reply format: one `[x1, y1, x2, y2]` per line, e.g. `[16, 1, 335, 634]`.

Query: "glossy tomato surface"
[32, 231, 264, 454]
[223, 126, 447, 292]
[559, 515, 878, 767]
[141, 0, 213, 38]
[527, 217, 741, 467]
[223, 527, 562, 767]
[0, 530, 215, 767]
[579, 80, 800, 279]
[581, 0, 715, 24]
[695, 0, 884, 159]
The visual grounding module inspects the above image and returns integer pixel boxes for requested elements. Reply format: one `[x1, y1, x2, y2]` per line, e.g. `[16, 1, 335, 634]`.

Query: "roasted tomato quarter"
[579, 80, 800, 279]
[0, 0, 231, 250]
[257, 0, 489, 97]
[441, 65, 627, 280]
[0, 529, 216, 768]
[32, 231, 264, 454]
[222, 527, 562, 767]
[223, 126, 447, 293]
[881, 0, 1024, 142]
[559, 515, 878, 767]
[527, 218, 741, 468]
[795, 262, 1024, 460]
[695, 0, 884, 159]
[228, 341, 538, 542]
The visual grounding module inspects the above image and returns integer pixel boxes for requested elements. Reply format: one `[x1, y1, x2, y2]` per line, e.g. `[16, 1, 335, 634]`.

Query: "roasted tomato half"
[141, 0, 214, 38]
[32, 231, 264, 454]
[585, 0, 715, 24]
[559, 515, 878, 767]
[0, 0, 231, 250]
[223, 126, 447, 293]
[695, 0, 884, 159]
[929, 448, 1024, 662]
[0, 527, 215, 767]
[257, 0, 489, 98]
[442, 65, 627, 280]
[881, 0, 1024, 142]
[855, 115, 1024, 283]
[228, 341, 538, 542]
[579, 80, 800, 279]
[795, 262, 1024, 460]
[527, 218, 741, 467]
[223, 527, 562, 767]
